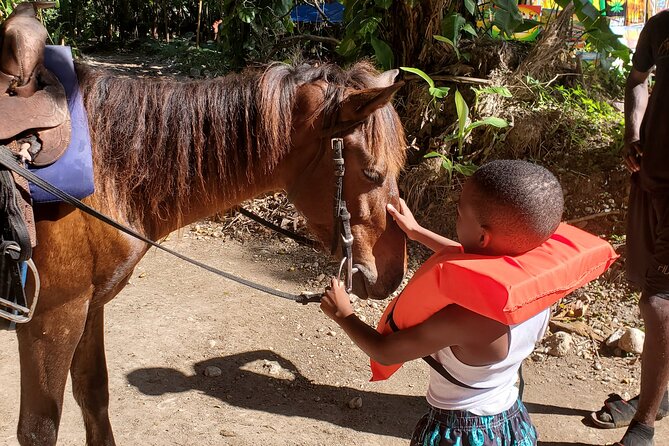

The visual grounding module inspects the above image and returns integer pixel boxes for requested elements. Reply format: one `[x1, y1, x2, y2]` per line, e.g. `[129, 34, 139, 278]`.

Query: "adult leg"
[16, 298, 89, 446]
[635, 293, 669, 427]
[70, 306, 116, 446]
[619, 190, 669, 445]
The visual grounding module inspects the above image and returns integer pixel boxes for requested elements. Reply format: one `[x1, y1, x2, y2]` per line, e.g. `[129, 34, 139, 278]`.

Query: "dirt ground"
[0, 230, 667, 446]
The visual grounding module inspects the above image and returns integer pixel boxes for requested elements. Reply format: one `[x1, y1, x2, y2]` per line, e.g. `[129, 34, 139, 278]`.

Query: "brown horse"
[13, 60, 408, 445]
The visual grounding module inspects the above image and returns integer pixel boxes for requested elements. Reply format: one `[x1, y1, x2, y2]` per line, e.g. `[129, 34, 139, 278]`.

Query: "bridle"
[330, 137, 358, 294]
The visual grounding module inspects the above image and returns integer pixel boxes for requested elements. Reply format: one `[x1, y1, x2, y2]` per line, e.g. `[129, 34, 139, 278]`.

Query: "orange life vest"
[370, 223, 618, 381]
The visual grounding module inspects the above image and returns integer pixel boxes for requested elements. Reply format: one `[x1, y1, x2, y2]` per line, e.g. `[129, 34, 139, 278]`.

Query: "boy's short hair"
[470, 160, 564, 253]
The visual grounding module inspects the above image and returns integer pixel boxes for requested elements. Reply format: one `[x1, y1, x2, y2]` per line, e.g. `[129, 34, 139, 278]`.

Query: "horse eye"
[363, 168, 384, 184]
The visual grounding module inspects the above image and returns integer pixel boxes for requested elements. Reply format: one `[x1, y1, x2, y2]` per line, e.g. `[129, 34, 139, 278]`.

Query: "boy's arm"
[387, 199, 461, 253]
[321, 278, 508, 365]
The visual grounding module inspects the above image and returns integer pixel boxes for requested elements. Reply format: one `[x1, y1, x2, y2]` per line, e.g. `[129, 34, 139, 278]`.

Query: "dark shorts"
[410, 399, 537, 446]
[627, 174, 669, 298]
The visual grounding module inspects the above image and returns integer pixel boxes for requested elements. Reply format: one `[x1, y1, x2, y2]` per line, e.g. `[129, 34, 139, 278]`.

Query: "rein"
[0, 136, 359, 320]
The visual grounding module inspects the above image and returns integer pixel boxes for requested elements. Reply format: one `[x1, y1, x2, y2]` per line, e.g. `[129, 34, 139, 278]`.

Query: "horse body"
[15, 61, 407, 445]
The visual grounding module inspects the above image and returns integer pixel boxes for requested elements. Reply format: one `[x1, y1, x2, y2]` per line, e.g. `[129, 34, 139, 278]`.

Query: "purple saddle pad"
[28, 45, 94, 203]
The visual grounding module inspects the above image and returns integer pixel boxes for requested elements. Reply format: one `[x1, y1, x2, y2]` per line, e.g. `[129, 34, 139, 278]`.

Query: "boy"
[321, 160, 564, 445]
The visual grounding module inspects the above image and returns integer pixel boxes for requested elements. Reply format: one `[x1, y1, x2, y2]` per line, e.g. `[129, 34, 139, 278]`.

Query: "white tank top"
[426, 308, 550, 416]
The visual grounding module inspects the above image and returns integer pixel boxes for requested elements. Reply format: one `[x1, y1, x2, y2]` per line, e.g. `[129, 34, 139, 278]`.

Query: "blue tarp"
[290, 2, 344, 23]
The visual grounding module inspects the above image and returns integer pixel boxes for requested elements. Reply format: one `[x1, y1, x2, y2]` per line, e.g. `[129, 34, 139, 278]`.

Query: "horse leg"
[70, 305, 115, 446]
[16, 297, 89, 446]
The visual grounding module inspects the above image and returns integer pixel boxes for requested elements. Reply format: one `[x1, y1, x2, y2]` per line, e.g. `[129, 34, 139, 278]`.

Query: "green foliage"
[554, 0, 630, 63]
[218, 0, 294, 66]
[424, 151, 478, 180]
[0, 0, 17, 20]
[400, 66, 450, 100]
[526, 75, 624, 155]
[141, 38, 231, 76]
[403, 64, 510, 178]
[339, 0, 394, 69]
[450, 89, 509, 155]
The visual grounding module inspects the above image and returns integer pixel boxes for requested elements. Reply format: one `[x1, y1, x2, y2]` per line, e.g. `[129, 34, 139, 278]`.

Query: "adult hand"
[320, 277, 354, 320]
[622, 140, 643, 173]
[387, 198, 421, 240]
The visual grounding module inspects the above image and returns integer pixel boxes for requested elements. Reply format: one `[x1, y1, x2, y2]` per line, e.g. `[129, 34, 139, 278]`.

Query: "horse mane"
[76, 60, 405, 225]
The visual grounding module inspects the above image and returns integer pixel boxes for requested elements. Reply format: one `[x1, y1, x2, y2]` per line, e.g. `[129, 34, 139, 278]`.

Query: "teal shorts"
[410, 399, 537, 446]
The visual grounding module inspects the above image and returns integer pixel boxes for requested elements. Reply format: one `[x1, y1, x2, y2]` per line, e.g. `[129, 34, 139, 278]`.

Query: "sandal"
[590, 391, 669, 429]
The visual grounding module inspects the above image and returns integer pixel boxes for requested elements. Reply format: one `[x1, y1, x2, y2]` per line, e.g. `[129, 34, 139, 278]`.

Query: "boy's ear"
[478, 227, 492, 249]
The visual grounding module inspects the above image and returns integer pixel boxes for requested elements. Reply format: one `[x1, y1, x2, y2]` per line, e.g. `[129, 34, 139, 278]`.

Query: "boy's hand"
[387, 198, 421, 240]
[320, 278, 354, 320]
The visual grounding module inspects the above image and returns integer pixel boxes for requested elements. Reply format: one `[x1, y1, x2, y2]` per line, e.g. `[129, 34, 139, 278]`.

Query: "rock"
[262, 360, 284, 375]
[545, 332, 573, 357]
[316, 273, 326, 281]
[204, 366, 222, 377]
[208, 340, 217, 348]
[348, 396, 363, 409]
[190, 67, 201, 77]
[619, 328, 645, 354]
[327, 331, 336, 336]
[220, 429, 237, 437]
[606, 328, 626, 347]
[594, 362, 603, 371]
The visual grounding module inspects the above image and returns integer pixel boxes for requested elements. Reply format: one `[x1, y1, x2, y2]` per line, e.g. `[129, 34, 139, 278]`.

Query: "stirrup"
[0, 259, 40, 323]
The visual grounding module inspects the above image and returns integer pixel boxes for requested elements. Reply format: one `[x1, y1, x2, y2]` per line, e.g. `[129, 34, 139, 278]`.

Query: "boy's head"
[456, 160, 563, 256]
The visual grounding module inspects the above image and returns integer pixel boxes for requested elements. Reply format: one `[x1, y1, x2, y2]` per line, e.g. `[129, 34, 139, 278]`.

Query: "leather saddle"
[0, 1, 70, 166]
[0, 1, 68, 324]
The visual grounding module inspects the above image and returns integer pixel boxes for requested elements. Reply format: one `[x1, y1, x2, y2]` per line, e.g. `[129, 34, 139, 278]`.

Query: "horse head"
[278, 63, 408, 299]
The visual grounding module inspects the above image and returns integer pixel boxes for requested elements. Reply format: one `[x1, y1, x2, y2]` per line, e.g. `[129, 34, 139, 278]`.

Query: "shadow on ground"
[127, 349, 426, 439]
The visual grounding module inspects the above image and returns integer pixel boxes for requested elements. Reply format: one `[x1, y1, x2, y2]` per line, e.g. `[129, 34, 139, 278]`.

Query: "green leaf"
[238, 7, 256, 23]
[424, 151, 443, 159]
[400, 66, 434, 88]
[441, 12, 466, 43]
[477, 86, 513, 97]
[370, 35, 394, 70]
[358, 17, 381, 36]
[491, 0, 524, 35]
[514, 19, 542, 33]
[429, 86, 450, 99]
[464, 0, 477, 15]
[441, 157, 453, 170]
[275, 0, 293, 16]
[336, 36, 358, 57]
[454, 162, 478, 176]
[375, 0, 393, 9]
[434, 35, 460, 59]
[454, 89, 469, 139]
[466, 117, 509, 132]
[462, 23, 478, 37]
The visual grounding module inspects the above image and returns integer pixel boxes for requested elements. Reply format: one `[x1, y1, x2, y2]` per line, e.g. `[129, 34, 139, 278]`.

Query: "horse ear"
[338, 81, 404, 124]
[377, 69, 399, 87]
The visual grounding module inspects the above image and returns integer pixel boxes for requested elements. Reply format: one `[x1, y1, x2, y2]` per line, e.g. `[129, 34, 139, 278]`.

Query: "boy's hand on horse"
[321, 277, 354, 320]
[387, 198, 420, 239]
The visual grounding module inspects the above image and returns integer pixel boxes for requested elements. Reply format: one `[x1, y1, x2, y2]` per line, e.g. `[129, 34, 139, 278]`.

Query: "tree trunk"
[161, 0, 169, 43]
[196, 0, 203, 47]
[384, 0, 460, 69]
